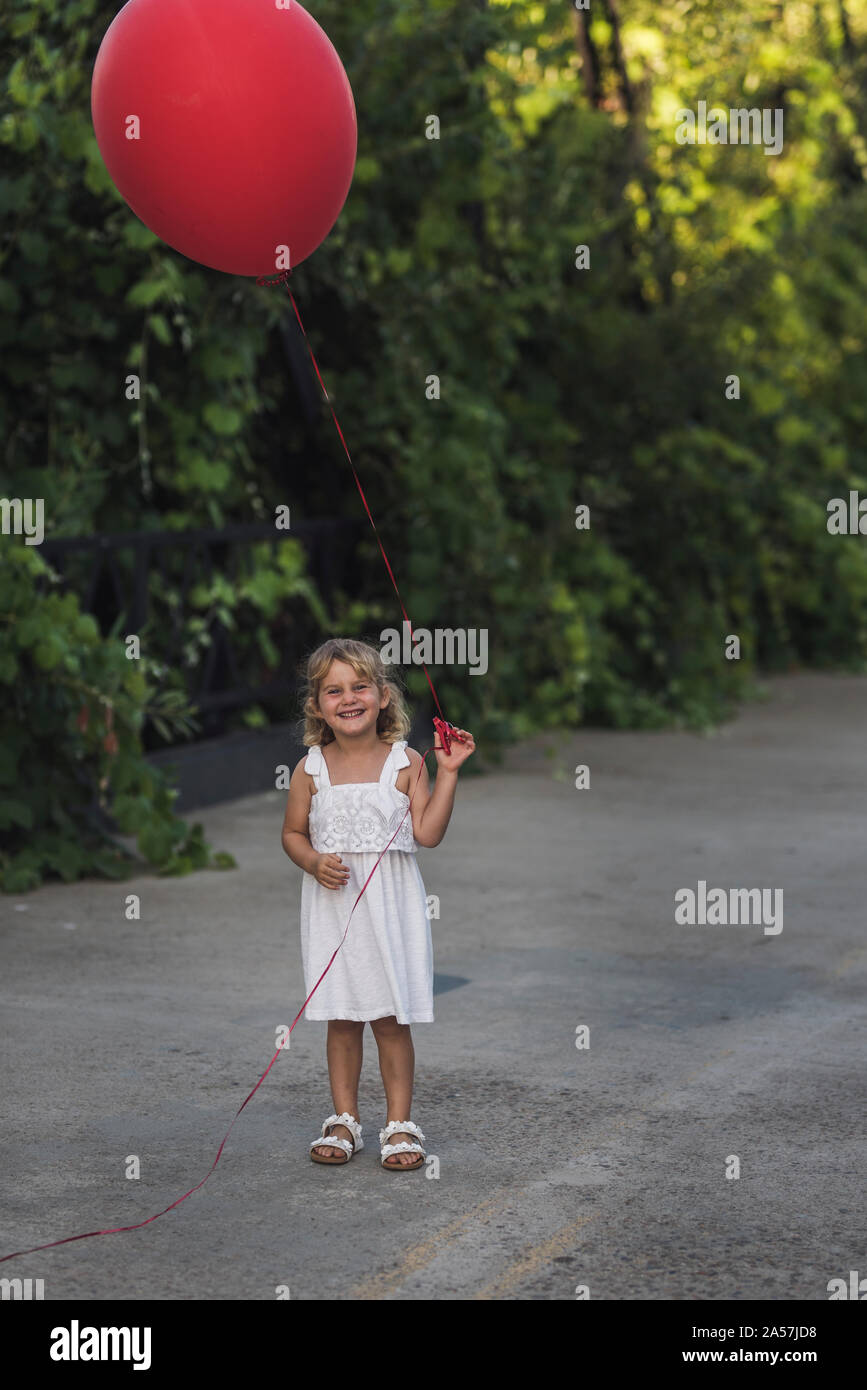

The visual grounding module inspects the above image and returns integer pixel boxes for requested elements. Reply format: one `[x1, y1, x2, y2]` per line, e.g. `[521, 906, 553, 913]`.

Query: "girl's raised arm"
[405, 729, 474, 847]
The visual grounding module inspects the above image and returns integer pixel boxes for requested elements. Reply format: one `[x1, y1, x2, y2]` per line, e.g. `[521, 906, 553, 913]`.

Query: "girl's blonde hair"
[299, 637, 411, 747]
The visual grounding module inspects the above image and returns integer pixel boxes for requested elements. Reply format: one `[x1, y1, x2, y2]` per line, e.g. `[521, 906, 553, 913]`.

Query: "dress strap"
[380, 739, 410, 788]
[304, 744, 331, 789]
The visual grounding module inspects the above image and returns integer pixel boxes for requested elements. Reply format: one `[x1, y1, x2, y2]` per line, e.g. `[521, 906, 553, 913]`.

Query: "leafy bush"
[0, 545, 235, 892]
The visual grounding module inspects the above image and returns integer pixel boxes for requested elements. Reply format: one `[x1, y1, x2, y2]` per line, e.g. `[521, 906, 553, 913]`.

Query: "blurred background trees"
[3, 0, 867, 888]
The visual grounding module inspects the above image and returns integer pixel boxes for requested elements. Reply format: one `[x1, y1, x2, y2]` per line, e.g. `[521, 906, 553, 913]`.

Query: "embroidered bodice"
[304, 739, 418, 854]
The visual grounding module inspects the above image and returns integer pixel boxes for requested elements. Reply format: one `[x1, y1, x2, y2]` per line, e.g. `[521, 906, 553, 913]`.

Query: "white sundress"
[299, 739, 434, 1024]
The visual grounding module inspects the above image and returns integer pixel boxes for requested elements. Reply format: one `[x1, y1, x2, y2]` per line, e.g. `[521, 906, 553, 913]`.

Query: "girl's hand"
[433, 724, 476, 772]
[313, 852, 351, 890]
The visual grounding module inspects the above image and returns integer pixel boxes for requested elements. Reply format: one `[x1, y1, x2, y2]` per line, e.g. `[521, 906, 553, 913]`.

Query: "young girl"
[281, 637, 475, 1171]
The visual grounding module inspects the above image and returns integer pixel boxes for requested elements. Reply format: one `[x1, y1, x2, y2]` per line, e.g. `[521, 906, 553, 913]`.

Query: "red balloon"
[91, 0, 357, 277]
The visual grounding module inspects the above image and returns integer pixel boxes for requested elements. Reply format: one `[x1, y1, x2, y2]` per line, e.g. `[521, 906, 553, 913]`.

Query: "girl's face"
[316, 659, 389, 738]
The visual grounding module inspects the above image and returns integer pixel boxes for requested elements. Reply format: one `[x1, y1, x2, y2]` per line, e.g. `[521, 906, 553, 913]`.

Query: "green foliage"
[2, 0, 867, 906]
[0, 545, 236, 891]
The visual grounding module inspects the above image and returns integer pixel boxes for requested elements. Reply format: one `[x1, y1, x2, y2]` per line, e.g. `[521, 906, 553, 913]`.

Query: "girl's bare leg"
[312, 1018, 364, 1159]
[369, 1015, 418, 1167]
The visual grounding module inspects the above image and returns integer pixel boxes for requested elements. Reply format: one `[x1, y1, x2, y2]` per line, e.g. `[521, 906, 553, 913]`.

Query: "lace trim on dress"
[304, 740, 416, 853]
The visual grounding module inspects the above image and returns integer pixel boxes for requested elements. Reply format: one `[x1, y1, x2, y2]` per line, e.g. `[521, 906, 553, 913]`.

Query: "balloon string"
[0, 269, 452, 1263]
[267, 267, 445, 721]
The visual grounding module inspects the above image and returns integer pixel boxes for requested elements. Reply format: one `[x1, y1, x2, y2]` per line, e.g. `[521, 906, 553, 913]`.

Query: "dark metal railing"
[39, 518, 364, 736]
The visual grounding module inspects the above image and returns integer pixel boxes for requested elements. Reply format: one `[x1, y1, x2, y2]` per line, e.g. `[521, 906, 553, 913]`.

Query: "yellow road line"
[349, 1047, 752, 1301]
[830, 946, 867, 979]
[471, 1213, 598, 1300]
[348, 1187, 516, 1300]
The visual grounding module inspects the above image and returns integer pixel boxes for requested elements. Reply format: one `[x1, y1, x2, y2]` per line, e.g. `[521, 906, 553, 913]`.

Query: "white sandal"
[310, 1112, 363, 1165]
[379, 1119, 426, 1171]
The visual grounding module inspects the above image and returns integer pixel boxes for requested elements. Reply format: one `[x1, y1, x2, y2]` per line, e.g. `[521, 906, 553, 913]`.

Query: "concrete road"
[1, 672, 864, 1300]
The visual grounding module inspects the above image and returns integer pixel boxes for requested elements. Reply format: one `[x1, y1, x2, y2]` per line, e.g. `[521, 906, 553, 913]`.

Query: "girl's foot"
[313, 1121, 356, 1161]
[383, 1128, 420, 1168]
